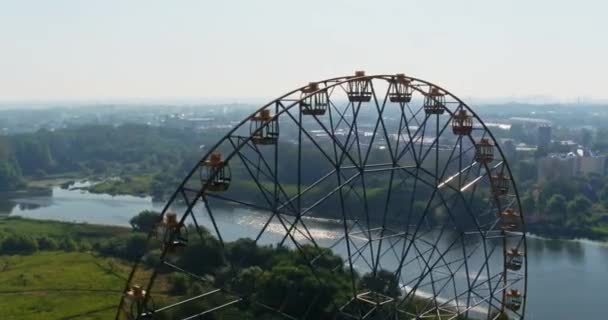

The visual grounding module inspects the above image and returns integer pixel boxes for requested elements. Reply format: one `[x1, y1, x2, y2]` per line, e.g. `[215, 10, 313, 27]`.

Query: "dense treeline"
[21, 125, 205, 174]
[0, 137, 24, 191]
[0, 124, 226, 193]
[520, 174, 608, 239]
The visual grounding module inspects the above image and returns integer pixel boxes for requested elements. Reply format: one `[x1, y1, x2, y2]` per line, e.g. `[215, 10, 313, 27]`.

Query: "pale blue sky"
[1, 0, 606, 102]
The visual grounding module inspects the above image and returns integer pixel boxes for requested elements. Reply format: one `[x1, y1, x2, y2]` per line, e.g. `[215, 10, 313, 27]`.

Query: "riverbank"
[0, 173, 91, 203]
[58, 177, 608, 242]
[526, 223, 608, 242]
[85, 175, 154, 198]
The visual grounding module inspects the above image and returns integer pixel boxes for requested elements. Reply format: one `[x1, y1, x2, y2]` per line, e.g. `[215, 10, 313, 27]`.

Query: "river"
[0, 183, 606, 320]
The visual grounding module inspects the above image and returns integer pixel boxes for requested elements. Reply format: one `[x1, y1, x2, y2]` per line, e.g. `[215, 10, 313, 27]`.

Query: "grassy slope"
[0, 252, 131, 320]
[0, 216, 131, 240]
[0, 218, 139, 319]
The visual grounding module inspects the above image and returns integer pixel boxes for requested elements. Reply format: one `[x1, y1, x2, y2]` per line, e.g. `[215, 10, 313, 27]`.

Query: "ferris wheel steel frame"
[117, 73, 528, 320]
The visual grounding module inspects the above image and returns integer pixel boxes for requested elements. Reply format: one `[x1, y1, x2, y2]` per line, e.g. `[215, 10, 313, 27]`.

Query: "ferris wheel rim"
[117, 73, 528, 320]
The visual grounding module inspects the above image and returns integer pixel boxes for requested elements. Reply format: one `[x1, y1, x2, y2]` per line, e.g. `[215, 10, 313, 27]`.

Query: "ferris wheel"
[117, 72, 527, 320]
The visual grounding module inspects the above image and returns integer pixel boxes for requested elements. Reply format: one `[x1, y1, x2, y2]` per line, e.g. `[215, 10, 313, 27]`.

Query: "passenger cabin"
[125, 285, 146, 302]
[250, 109, 279, 145]
[505, 289, 522, 311]
[389, 74, 413, 103]
[492, 173, 510, 196]
[124, 285, 152, 318]
[474, 138, 494, 163]
[347, 71, 372, 102]
[200, 152, 231, 192]
[423, 87, 446, 115]
[452, 109, 473, 135]
[156, 212, 188, 253]
[301, 82, 328, 115]
[500, 208, 520, 231]
[506, 248, 524, 271]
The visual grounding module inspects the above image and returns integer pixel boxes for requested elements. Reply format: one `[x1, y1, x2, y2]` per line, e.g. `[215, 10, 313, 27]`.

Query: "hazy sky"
[1, 0, 607, 102]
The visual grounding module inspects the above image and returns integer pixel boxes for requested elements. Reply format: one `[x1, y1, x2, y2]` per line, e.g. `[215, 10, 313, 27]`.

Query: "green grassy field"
[0, 251, 131, 320]
[0, 218, 144, 319]
[0, 216, 131, 241]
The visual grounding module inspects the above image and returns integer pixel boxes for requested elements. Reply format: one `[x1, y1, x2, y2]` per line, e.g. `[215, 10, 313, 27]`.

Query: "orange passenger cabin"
[301, 82, 328, 115]
[155, 212, 188, 253]
[505, 289, 522, 311]
[423, 87, 446, 115]
[492, 173, 510, 196]
[347, 71, 372, 102]
[506, 248, 524, 271]
[500, 208, 520, 232]
[474, 138, 494, 163]
[389, 74, 413, 103]
[250, 109, 279, 145]
[200, 152, 231, 192]
[452, 109, 473, 135]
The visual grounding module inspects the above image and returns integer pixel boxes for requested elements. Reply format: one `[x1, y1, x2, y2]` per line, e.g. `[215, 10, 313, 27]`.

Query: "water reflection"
[527, 236, 587, 262]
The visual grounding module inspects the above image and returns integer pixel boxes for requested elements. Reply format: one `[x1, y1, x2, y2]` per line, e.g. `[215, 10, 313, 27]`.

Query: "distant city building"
[537, 153, 577, 182]
[508, 117, 552, 145]
[509, 117, 552, 126]
[537, 125, 552, 149]
[514, 143, 537, 153]
[581, 128, 593, 147]
[163, 114, 214, 130]
[537, 148, 606, 182]
[557, 140, 579, 152]
[576, 149, 606, 176]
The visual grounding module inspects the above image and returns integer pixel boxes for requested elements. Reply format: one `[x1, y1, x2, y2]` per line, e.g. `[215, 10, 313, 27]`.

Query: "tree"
[59, 238, 78, 252]
[520, 195, 536, 215]
[546, 194, 567, 218]
[1, 235, 39, 255]
[599, 186, 608, 208]
[567, 195, 592, 216]
[12, 137, 54, 175]
[79, 240, 92, 252]
[0, 160, 23, 191]
[179, 236, 225, 275]
[0, 141, 23, 191]
[125, 234, 148, 260]
[359, 269, 401, 298]
[37, 236, 59, 250]
[258, 265, 339, 318]
[169, 274, 190, 295]
[129, 210, 160, 233]
[516, 161, 537, 183]
[232, 266, 263, 296]
[226, 238, 273, 269]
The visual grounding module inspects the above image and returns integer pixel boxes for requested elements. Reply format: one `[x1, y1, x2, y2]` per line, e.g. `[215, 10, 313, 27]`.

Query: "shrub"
[169, 274, 189, 295]
[129, 210, 160, 233]
[37, 236, 59, 250]
[125, 234, 148, 260]
[97, 239, 126, 258]
[142, 250, 161, 268]
[79, 240, 92, 252]
[59, 238, 78, 252]
[1, 234, 38, 255]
